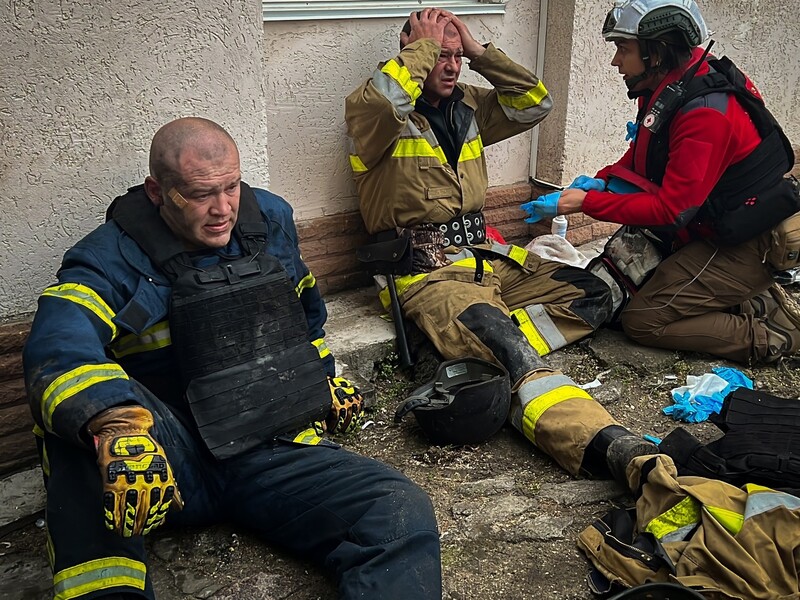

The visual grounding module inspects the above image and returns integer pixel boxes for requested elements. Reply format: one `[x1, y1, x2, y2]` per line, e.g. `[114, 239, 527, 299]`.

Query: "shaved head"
[148, 117, 238, 190]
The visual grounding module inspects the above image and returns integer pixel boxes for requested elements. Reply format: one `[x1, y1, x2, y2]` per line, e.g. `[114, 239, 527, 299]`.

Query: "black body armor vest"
[109, 184, 330, 459]
[659, 388, 800, 496]
[641, 56, 798, 244]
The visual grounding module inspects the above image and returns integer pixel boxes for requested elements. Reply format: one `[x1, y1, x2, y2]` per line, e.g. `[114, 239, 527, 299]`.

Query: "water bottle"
[551, 215, 568, 238]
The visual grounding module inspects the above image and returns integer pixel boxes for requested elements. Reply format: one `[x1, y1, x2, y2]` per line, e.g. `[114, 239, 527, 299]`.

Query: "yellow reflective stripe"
[508, 246, 529, 266]
[110, 321, 171, 359]
[349, 154, 368, 172]
[645, 496, 700, 540]
[295, 272, 316, 296]
[377, 258, 494, 310]
[293, 427, 323, 445]
[41, 283, 118, 339]
[53, 556, 146, 599]
[458, 135, 484, 163]
[380, 59, 421, 102]
[42, 363, 129, 430]
[521, 385, 593, 444]
[706, 505, 744, 536]
[498, 80, 549, 110]
[312, 337, 331, 359]
[42, 437, 50, 477]
[511, 308, 550, 356]
[392, 138, 447, 164]
[32, 424, 44, 438]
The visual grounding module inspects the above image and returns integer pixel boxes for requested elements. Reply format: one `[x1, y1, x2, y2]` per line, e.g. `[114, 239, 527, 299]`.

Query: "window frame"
[262, 0, 506, 23]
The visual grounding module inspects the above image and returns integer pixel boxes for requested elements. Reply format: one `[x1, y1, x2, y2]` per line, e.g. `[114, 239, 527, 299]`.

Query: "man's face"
[422, 24, 463, 106]
[147, 143, 241, 250]
[610, 38, 653, 91]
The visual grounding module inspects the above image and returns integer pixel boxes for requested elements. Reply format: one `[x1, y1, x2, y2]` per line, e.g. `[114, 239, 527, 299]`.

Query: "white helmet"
[602, 0, 710, 47]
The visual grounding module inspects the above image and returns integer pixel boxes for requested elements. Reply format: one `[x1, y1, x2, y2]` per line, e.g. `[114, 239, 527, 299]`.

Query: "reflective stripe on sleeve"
[53, 556, 147, 599]
[377, 60, 422, 110]
[41, 283, 118, 339]
[295, 272, 316, 296]
[42, 363, 129, 431]
[110, 321, 171, 359]
[349, 154, 368, 172]
[312, 337, 331, 359]
[498, 80, 549, 110]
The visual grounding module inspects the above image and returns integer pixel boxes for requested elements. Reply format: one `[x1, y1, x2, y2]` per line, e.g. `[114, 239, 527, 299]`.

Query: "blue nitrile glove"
[625, 121, 638, 142]
[568, 175, 606, 192]
[521, 191, 561, 224]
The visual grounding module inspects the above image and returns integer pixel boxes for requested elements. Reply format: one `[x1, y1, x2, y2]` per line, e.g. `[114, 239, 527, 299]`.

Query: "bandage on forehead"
[167, 187, 188, 209]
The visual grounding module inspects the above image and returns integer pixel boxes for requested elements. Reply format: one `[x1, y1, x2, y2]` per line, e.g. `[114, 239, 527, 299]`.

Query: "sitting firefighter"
[345, 9, 658, 486]
[523, 0, 800, 365]
[22, 117, 442, 600]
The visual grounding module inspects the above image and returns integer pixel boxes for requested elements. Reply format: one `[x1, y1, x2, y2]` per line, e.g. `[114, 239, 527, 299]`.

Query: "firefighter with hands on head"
[522, 0, 800, 365]
[345, 9, 658, 487]
[23, 117, 442, 600]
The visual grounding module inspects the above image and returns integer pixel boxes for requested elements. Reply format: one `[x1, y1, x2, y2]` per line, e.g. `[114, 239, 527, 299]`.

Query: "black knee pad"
[456, 303, 545, 383]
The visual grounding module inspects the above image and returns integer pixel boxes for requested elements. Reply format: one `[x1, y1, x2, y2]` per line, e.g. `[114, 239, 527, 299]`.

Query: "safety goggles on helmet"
[602, 0, 710, 47]
[394, 357, 511, 445]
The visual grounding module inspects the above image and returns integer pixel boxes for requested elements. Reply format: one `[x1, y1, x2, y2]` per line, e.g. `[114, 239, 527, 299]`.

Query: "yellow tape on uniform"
[645, 496, 700, 541]
[42, 283, 118, 339]
[392, 138, 447, 164]
[522, 385, 593, 444]
[458, 135, 484, 163]
[53, 556, 146, 599]
[498, 80, 549, 110]
[380, 59, 422, 102]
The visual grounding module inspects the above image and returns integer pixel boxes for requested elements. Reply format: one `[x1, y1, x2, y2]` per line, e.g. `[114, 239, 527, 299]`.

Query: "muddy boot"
[761, 285, 800, 362]
[605, 435, 659, 488]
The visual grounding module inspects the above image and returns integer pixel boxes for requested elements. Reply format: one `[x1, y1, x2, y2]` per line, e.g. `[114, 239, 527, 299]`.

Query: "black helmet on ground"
[394, 357, 511, 445]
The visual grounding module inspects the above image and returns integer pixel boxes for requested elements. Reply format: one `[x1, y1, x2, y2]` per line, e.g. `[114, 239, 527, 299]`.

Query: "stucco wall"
[262, 0, 542, 221]
[0, 0, 268, 320]
[541, 0, 800, 185]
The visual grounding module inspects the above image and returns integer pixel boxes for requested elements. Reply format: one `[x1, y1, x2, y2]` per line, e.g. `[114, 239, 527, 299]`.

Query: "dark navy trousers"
[43, 387, 442, 600]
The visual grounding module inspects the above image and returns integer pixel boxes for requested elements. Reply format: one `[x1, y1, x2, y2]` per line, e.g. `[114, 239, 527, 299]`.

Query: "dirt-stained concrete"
[3, 288, 800, 600]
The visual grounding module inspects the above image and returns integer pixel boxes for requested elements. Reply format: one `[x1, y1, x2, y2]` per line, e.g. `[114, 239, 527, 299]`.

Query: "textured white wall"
[545, 0, 800, 185]
[262, 0, 541, 221]
[0, 0, 268, 319]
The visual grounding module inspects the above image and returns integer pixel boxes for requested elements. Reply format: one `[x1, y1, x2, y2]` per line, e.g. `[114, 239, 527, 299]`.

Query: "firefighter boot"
[761, 285, 800, 363]
[605, 435, 659, 489]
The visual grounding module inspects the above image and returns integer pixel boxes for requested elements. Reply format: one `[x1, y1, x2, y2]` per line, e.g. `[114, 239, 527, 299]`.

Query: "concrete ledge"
[325, 286, 395, 383]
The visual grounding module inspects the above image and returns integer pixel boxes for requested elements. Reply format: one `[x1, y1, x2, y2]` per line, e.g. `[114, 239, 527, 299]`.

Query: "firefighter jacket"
[578, 454, 800, 599]
[345, 38, 552, 235]
[583, 48, 795, 245]
[23, 186, 333, 447]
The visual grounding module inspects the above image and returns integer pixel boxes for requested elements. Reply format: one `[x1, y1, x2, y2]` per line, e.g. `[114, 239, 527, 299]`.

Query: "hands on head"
[400, 8, 485, 60]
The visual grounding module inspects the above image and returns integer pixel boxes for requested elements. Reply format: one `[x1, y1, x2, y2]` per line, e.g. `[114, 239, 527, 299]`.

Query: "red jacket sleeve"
[583, 104, 759, 228]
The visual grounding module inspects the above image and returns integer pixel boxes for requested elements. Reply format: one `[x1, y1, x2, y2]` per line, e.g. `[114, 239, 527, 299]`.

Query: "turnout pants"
[41, 386, 441, 600]
[620, 231, 776, 363]
[398, 245, 622, 475]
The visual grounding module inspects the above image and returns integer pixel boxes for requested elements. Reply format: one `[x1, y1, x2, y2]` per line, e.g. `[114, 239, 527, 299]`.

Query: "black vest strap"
[645, 57, 794, 187]
[109, 182, 267, 280]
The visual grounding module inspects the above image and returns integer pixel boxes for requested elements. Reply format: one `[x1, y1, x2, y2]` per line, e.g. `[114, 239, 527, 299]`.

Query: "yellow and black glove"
[87, 405, 183, 537]
[317, 376, 364, 434]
